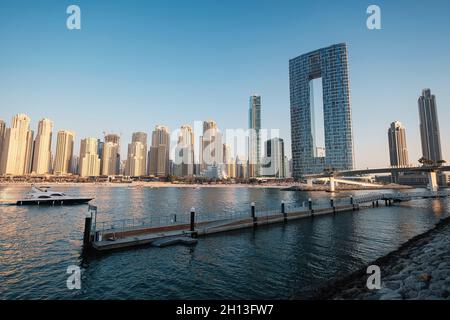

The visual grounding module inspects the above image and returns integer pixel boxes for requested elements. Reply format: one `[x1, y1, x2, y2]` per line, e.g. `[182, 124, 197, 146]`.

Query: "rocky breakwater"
[314, 216, 450, 300]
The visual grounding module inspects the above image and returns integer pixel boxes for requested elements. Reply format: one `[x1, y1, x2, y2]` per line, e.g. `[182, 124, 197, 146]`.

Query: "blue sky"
[0, 0, 449, 168]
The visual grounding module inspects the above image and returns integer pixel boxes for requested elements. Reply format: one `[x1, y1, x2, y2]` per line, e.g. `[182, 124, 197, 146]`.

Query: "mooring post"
[350, 196, 354, 205]
[83, 211, 92, 248]
[331, 198, 335, 214]
[190, 207, 195, 232]
[308, 198, 314, 215]
[251, 202, 257, 226]
[376, 200, 379, 207]
[281, 201, 287, 222]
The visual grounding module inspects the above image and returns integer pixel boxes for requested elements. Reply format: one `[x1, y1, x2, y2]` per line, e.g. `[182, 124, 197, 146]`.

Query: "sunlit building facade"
[53, 130, 75, 175]
[418, 89, 443, 163]
[248, 95, 261, 177]
[32, 118, 53, 174]
[289, 43, 354, 177]
[79, 137, 101, 177]
[0, 114, 34, 175]
[126, 132, 148, 176]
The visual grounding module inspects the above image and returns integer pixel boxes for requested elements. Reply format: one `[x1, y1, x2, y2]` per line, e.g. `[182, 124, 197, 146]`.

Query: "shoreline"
[0, 181, 420, 191]
[312, 215, 450, 300]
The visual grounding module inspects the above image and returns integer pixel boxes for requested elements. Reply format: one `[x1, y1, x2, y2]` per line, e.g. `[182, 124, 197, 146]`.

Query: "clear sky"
[0, 0, 449, 168]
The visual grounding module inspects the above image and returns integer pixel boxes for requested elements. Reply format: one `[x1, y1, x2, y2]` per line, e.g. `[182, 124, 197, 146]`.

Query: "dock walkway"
[84, 190, 449, 253]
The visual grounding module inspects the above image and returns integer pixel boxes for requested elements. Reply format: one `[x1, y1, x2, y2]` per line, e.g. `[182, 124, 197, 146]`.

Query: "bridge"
[304, 165, 450, 192]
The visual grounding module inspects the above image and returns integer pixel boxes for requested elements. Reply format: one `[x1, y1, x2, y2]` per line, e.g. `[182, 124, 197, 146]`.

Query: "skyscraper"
[418, 89, 443, 163]
[54, 130, 75, 175]
[32, 118, 53, 174]
[104, 134, 121, 174]
[102, 141, 120, 176]
[126, 132, 148, 176]
[289, 43, 354, 177]
[388, 121, 409, 183]
[79, 137, 101, 177]
[261, 138, 285, 178]
[248, 95, 261, 177]
[388, 121, 409, 167]
[223, 143, 234, 178]
[0, 114, 34, 175]
[148, 125, 170, 177]
[175, 125, 194, 177]
[200, 120, 222, 172]
[235, 155, 248, 179]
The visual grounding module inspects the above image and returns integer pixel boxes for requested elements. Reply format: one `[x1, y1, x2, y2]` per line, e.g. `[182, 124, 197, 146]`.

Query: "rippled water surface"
[0, 185, 449, 299]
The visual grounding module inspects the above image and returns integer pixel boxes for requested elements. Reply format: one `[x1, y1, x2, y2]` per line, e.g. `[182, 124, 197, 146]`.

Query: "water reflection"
[0, 185, 449, 299]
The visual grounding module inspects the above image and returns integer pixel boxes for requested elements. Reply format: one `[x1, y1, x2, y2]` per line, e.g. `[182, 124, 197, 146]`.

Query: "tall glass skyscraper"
[388, 121, 409, 167]
[388, 121, 409, 183]
[418, 89, 443, 163]
[289, 43, 354, 177]
[248, 94, 261, 177]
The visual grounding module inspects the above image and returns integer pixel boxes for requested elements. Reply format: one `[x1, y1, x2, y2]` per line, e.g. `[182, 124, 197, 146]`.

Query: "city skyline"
[0, 1, 450, 168]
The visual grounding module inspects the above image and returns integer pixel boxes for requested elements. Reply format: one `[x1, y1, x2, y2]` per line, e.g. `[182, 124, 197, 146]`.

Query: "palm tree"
[419, 157, 434, 166]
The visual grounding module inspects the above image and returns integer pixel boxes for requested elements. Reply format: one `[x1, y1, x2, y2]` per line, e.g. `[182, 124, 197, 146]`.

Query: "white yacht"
[16, 186, 94, 205]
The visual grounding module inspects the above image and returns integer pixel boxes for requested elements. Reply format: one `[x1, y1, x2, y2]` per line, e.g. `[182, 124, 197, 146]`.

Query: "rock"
[438, 262, 448, 269]
[384, 280, 403, 291]
[379, 291, 403, 300]
[431, 269, 448, 281]
[404, 275, 417, 289]
[419, 273, 432, 282]
[404, 290, 418, 299]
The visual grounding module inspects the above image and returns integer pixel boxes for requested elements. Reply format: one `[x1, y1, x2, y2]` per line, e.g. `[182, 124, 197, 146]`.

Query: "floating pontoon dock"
[83, 191, 449, 253]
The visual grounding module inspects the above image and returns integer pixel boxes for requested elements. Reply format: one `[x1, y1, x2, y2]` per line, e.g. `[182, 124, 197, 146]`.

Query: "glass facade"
[248, 95, 261, 177]
[289, 43, 354, 177]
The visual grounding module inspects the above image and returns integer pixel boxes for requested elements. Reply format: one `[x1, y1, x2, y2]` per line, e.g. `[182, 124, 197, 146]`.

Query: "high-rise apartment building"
[104, 134, 121, 174]
[79, 137, 101, 177]
[53, 130, 75, 175]
[248, 95, 261, 178]
[102, 141, 120, 176]
[126, 132, 148, 176]
[289, 43, 354, 177]
[235, 155, 248, 179]
[388, 121, 409, 167]
[0, 114, 34, 175]
[32, 118, 53, 174]
[223, 143, 234, 178]
[200, 120, 223, 172]
[388, 121, 409, 183]
[148, 125, 170, 177]
[175, 125, 194, 177]
[418, 89, 443, 163]
[261, 138, 285, 178]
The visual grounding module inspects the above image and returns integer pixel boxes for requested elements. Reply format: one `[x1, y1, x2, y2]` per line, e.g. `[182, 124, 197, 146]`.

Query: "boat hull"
[16, 198, 94, 206]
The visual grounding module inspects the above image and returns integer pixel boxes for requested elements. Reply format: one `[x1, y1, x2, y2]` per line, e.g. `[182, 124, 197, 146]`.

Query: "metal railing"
[93, 190, 450, 239]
